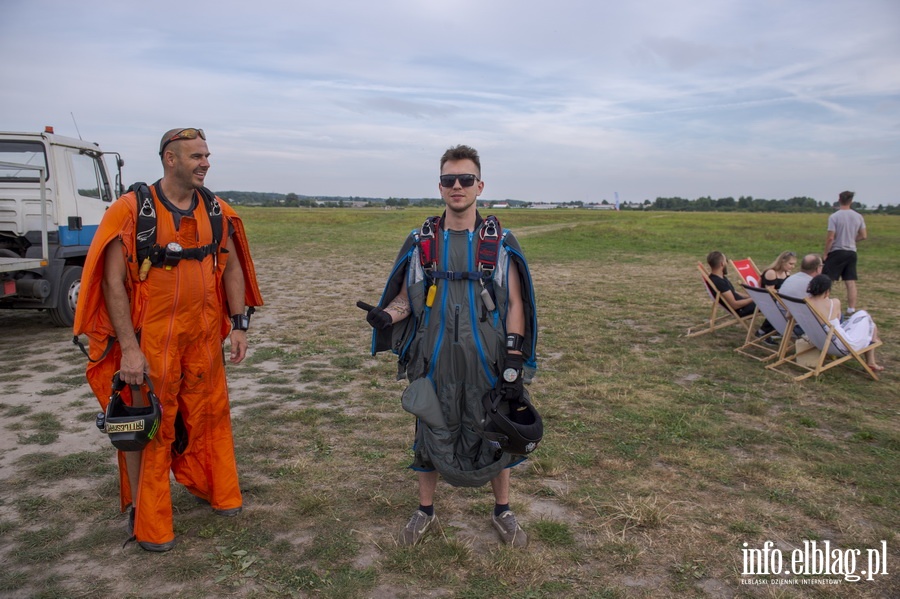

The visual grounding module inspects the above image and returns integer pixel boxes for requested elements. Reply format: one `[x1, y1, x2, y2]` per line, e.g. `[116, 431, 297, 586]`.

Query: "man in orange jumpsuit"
[74, 128, 263, 551]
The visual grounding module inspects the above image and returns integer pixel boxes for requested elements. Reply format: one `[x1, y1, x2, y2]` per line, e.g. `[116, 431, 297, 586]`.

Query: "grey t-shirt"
[827, 209, 866, 252]
[779, 272, 812, 299]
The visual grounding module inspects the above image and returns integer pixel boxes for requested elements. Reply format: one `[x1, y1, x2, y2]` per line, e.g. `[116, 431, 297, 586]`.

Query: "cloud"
[1, 0, 898, 204]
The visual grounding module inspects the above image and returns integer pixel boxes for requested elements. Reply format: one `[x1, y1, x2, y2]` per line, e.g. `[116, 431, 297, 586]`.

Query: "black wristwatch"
[230, 313, 250, 331]
[506, 333, 525, 353]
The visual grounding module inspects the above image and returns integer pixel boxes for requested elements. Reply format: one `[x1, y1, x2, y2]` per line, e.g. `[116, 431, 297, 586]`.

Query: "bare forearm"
[102, 242, 139, 351]
[824, 232, 835, 256]
[103, 278, 139, 350]
[223, 239, 245, 316]
[506, 263, 525, 341]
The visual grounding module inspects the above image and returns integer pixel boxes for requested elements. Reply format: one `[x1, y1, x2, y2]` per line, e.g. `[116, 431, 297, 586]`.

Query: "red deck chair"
[729, 257, 762, 288]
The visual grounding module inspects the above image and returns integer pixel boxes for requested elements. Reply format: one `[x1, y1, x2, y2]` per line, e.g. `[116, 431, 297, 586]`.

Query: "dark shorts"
[822, 250, 858, 281]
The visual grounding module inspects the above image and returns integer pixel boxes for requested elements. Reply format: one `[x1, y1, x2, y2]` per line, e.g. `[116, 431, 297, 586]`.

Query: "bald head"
[158, 127, 207, 161]
[799, 254, 822, 274]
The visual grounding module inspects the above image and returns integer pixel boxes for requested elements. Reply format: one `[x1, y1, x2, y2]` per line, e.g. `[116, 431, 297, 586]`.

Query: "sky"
[2, 0, 899, 206]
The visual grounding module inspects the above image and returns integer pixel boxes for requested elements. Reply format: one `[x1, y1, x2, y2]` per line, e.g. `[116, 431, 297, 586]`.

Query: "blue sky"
[2, 0, 898, 205]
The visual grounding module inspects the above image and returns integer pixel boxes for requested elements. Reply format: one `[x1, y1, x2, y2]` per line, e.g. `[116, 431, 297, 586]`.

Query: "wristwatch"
[506, 333, 525, 353]
[230, 313, 250, 331]
[502, 367, 520, 383]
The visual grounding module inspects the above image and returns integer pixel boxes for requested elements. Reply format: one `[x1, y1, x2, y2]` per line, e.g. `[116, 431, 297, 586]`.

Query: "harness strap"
[131, 181, 225, 266]
[144, 242, 220, 268]
[72, 335, 115, 362]
[476, 215, 501, 276]
[417, 216, 442, 274]
[431, 270, 489, 281]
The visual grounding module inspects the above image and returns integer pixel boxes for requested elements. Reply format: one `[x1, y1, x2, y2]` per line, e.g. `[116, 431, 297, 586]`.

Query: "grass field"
[0, 208, 897, 598]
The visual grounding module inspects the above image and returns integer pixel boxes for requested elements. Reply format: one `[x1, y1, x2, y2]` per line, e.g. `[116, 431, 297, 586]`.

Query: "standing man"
[360, 145, 539, 547]
[822, 190, 866, 315]
[74, 128, 263, 552]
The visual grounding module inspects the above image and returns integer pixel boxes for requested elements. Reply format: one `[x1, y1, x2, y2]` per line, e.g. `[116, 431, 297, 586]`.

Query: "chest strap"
[430, 270, 488, 281]
[131, 181, 224, 268]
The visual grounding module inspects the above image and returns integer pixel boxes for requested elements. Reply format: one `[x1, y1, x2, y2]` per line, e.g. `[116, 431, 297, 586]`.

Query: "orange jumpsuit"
[74, 185, 263, 546]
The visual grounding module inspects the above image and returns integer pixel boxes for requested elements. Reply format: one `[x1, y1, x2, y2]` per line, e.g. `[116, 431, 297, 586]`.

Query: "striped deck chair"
[735, 284, 795, 362]
[767, 294, 882, 381]
[686, 262, 755, 337]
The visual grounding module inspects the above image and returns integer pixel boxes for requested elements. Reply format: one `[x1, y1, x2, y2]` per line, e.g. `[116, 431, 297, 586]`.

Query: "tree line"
[647, 195, 898, 214]
[216, 190, 899, 214]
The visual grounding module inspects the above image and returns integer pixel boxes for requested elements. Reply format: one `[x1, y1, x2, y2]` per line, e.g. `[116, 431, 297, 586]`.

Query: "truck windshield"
[0, 141, 48, 181]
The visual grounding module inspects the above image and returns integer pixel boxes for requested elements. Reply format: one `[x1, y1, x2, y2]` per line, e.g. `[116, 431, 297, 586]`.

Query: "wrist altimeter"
[231, 313, 250, 331]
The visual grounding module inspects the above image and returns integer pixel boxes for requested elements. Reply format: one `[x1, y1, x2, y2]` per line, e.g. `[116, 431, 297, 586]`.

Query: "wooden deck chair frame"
[686, 262, 755, 337]
[735, 284, 795, 362]
[767, 294, 882, 381]
[729, 257, 763, 289]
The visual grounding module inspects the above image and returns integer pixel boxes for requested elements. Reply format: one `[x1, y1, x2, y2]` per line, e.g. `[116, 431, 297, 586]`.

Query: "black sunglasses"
[159, 128, 206, 155]
[440, 174, 479, 188]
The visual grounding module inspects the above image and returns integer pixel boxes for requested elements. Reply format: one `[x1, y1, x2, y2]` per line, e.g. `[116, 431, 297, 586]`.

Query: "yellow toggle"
[138, 257, 152, 281]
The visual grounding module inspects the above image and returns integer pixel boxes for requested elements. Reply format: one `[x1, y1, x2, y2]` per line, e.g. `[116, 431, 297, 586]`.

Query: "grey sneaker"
[399, 510, 436, 546]
[491, 510, 528, 547]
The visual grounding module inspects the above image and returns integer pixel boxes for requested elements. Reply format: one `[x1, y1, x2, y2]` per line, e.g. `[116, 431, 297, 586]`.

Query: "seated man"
[707, 251, 755, 317]
[779, 253, 823, 336]
[779, 254, 823, 299]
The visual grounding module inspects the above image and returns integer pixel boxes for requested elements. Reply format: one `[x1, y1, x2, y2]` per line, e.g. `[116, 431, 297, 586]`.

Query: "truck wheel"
[49, 265, 82, 328]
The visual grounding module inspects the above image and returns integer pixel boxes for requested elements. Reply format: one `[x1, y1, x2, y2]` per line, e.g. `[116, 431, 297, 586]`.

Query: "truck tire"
[49, 265, 82, 328]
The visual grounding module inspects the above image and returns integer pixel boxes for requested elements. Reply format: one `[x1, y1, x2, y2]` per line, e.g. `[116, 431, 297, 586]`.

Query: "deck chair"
[734, 284, 795, 362]
[686, 262, 755, 337]
[729, 257, 762, 288]
[767, 294, 882, 381]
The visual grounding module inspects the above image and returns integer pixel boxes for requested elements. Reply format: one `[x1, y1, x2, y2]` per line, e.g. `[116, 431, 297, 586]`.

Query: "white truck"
[0, 127, 124, 327]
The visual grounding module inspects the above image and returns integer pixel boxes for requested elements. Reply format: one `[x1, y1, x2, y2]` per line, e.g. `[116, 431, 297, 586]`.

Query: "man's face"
[439, 159, 483, 214]
[167, 137, 210, 189]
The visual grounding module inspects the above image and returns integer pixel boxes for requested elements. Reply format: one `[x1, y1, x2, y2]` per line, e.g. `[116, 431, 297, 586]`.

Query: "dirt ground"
[1, 243, 897, 598]
[0, 252, 583, 598]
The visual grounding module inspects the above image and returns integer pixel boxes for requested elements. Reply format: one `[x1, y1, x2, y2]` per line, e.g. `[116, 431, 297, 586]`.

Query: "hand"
[501, 352, 524, 402]
[119, 346, 148, 386]
[357, 301, 392, 330]
[229, 329, 248, 364]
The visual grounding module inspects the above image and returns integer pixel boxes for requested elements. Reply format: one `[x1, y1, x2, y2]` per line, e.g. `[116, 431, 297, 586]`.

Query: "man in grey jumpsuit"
[360, 145, 534, 548]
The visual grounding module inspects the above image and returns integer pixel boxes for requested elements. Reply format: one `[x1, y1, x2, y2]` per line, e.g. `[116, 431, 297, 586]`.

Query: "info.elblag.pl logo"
[741, 540, 890, 584]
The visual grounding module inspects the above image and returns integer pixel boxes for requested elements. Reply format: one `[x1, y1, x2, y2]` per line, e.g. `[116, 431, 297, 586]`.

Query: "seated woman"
[760, 251, 797, 290]
[806, 274, 883, 371]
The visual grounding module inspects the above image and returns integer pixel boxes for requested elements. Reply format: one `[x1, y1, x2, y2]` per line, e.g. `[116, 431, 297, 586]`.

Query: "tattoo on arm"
[387, 295, 411, 317]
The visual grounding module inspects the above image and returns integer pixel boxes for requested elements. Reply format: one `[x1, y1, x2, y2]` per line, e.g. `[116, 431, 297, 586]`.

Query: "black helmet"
[97, 373, 161, 451]
[481, 387, 543, 456]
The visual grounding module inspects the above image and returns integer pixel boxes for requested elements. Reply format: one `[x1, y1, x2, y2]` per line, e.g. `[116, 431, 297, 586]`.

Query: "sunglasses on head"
[159, 128, 206, 155]
[440, 174, 479, 188]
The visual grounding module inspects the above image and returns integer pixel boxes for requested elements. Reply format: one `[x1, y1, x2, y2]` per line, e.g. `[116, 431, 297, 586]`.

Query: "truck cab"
[0, 128, 124, 327]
